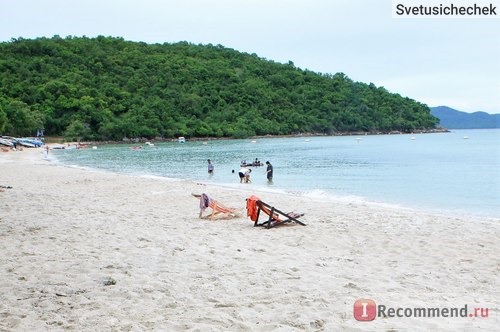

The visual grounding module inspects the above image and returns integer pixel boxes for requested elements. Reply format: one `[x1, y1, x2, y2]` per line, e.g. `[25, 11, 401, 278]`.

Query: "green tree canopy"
[0, 36, 438, 139]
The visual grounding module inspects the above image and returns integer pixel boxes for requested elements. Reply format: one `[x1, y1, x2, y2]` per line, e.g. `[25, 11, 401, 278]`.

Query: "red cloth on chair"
[246, 195, 260, 221]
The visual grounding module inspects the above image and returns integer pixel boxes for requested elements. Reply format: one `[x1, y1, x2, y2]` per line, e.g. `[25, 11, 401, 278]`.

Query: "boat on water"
[178, 137, 186, 143]
[240, 159, 264, 167]
[51, 144, 67, 150]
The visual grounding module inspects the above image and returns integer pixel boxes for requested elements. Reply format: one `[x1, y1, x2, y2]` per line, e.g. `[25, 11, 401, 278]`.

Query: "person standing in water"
[265, 161, 273, 182]
[207, 159, 214, 175]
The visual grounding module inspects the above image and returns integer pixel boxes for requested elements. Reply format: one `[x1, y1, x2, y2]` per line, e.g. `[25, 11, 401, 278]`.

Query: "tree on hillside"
[0, 36, 438, 139]
[1, 99, 44, 136]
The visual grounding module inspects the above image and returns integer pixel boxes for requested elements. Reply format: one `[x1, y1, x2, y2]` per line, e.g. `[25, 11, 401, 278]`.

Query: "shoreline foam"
[1, 148, 498, 330]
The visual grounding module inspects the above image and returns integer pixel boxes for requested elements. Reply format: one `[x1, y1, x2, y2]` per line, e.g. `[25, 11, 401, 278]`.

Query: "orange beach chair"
[193, 193, 240, 220]
[246, 195, 306, 228]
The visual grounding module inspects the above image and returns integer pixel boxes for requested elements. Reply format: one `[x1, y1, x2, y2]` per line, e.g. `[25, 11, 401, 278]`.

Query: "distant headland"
[431, 106, 500, 129]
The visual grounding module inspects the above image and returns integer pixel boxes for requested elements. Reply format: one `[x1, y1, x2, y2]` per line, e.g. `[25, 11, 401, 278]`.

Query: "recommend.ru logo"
[353, 299, 489, 321]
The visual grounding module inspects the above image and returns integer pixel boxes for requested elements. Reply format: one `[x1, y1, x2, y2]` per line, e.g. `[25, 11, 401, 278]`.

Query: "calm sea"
[53, 129, 500, 218]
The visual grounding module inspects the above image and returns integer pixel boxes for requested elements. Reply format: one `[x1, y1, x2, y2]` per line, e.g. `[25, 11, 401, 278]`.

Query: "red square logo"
[354, 299, 376, 321]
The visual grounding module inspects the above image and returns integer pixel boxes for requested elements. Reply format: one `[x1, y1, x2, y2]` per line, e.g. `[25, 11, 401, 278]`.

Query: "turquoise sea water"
[53, 129, 500, 218]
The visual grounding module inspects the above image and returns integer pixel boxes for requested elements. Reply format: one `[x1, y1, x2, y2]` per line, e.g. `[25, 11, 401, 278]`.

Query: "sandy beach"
[0, 148, 498, 331]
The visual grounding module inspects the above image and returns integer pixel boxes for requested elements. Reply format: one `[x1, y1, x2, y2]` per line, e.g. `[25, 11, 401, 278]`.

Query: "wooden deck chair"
[192, 193, 240, 220]
[246, 195, 306, 228]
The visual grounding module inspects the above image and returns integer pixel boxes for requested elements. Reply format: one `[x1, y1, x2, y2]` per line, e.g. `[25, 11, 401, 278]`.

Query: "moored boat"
[15, 140, 36, 148]
[240, 159, 264, 167]
[0, 138, 13, 147]
[18, 138, 43, 147]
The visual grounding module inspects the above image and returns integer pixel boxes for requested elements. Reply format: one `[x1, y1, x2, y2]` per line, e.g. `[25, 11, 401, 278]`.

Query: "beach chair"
[192, 193, 240, 220]
[246, 195, 306, 229]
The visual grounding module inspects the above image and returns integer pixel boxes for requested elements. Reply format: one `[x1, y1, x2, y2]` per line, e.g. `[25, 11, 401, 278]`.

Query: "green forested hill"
[0, 36, 438, 140]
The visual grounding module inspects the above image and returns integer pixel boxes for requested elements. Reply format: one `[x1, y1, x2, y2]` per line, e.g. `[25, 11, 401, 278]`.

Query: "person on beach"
[245, 169, 252, 183]
[207, 159, 214, 174]
[238, 166, 247, 183]
[265, 161, 273, 182]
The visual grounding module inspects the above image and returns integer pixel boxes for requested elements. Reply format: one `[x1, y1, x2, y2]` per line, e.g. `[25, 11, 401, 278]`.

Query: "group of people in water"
[207, 159, 273, 183]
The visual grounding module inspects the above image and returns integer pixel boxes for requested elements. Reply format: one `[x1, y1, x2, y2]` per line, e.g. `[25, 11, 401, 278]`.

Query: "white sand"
[0, 148, 498, 331]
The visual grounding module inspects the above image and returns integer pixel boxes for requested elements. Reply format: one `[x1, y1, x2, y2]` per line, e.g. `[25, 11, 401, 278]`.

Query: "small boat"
[178, 137, 186, 143]
[18, 138, 43, 147]
[0, 138, 13, 147]
[240, 161, 264, 167]
[145, 141, 155, 147]
[15, 140, 36, 148]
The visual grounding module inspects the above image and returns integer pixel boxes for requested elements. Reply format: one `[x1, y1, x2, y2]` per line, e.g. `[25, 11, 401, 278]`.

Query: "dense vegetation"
[0, 36, 438, 140]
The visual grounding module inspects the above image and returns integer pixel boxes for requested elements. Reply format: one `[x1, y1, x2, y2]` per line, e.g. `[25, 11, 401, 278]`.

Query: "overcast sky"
[0, 0, 498, 113]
